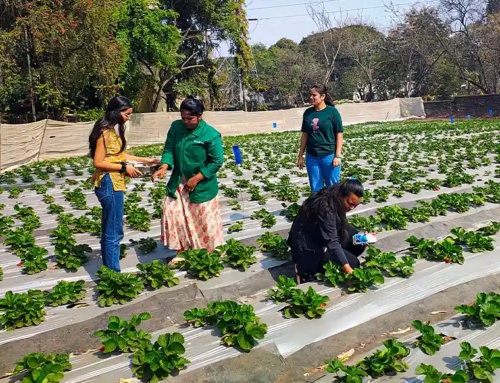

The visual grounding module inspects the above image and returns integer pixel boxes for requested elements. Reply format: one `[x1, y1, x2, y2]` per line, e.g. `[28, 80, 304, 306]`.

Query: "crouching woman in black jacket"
[288, 178, 365, 283]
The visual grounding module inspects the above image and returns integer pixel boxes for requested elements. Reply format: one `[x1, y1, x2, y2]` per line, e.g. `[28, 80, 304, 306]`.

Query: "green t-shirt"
[301, 105, 343, 157]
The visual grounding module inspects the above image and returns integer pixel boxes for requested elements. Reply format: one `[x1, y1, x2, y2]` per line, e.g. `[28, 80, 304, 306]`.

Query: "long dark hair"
[180, 95, 204, 116]
[299, 179, 364, 238]
[89, 96, 131, 158]
[312, 84, 334, 107]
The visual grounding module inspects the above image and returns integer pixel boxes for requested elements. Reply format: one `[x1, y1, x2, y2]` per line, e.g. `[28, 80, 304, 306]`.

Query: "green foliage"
[96, 266, 144, 307]
[251, 208, 277, 228]
[316, 261, 346, 287]
[455, 293, 500, 326]
[406, 236, 464, 264]
[126, 204, 151, 232]
[347, 268, 385, 292]
[363, 247, 415, 277]
[283, 286, 330, 319]
[94, 312, 152, 354]
[132, 333, 190, 382]
[13, 353, 72, 383]
[355, 339, 410, 377]
[45, 280, 86, 307]
[267, 276, 297, 303]
[458, 342, 500, 383]
[218, 239, 257, 271]
[130, 238, 157, 254]
[326, 358, 368, 383]
[22, 247, 49, 275]
[257, 232, 290, 260]
[184, 300, 267, 351]
[228, 221, 243, 233]
[0, 291, 46, 330]
[412, 320, 444, 355]
[137, 260, 180, 289]
[415, 364, 469, 383]
[4, 229, 36, 258]
[175, 249, 224, 280]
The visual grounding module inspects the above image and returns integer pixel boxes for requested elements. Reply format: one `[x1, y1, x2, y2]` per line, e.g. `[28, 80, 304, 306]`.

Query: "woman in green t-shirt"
[297, 84, 344, 192]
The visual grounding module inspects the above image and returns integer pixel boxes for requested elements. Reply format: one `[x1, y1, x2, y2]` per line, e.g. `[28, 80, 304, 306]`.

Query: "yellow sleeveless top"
[92, 129, 126, 191]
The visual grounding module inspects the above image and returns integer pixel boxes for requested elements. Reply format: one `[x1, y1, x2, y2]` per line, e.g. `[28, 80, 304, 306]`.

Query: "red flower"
[99, 346, 105, 352]
[320, 303, 327, 307]
[434, 187, 440, 191]
[71, 23, 77, 28]
[115, 85, 120, 90]
[60, 29, 67, 33]
[57, 1, 62, 5]
[17, 262, 23, 267]
[444, 258, 451, 264]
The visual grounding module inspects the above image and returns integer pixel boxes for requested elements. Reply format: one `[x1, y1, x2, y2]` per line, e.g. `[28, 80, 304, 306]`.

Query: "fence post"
[37, 119, 50, 163]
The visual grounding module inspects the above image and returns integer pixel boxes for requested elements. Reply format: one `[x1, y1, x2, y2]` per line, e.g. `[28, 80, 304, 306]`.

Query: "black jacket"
[288, 207, 357, 276]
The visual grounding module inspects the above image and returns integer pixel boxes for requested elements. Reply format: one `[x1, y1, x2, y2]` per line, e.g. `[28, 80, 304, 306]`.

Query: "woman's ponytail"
[324, 93, 335, 107]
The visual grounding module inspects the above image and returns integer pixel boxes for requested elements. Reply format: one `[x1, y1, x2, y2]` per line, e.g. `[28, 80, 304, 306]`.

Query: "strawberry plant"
[349, 215, 381, 232]
[184, 300, 267, 351]
[459, 342, 500, 382]
[126, 204, 151, 232]
[267, 276, 297, 303]
[133, 183, 147, 192]
[228, 200, 242, 210]
[347, 268, 385, 292]
[218, 239, 257, 271]
[355, 339, 409, 377]
[47, 203, 65, 215]
[175, 249, 224, 280]
[412, 320, 444, 355]
[0, 215, 15, 235]
[45, 280, 86, 307]
[363, 247, 415, 277]
[283, 286, 330, 319]
[415, 364, 468, 383]
[4, 228, 36, 258]
[455, 292, 500, 326]
[0, 267, 3, 281]
[326, 359, 368, 383]
[130, 238, 157, 254]
[43, 194, 55, 204]
[376, 205, 409, 230]
[12, 353, 72, 383]
[478, 222, 500, 236]
[94, 312, 152, 353]
[9, 186, 24, 199]
[96, 266, 144, 307]
[55, 243, 91, 271]
[22, 247, 49, 275]
[257, 232, 290, 260]
[120, 243, 127, 259]
[316, 261, 346, 287]
[228, 221, 243, 233]
[280, 202, 301, 221]
[132, 333, 190, 382]
[63, 188, 87, 210]
[137, 260, 180, 289]
[221, 185, 239, 198]
[0, 290, 46, 330]
[251, 208, 277, 228]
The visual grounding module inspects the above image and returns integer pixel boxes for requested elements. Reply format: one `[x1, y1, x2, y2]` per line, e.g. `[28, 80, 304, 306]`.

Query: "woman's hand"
[297, 156, 304, 169]
[144, 158, 160, 165]
[184, 176, 200, 192]
[333, 157, 341, 167]
[342, 264, 354, 274]
[126, 164, 143, 178]
[151, 165, 167, 182]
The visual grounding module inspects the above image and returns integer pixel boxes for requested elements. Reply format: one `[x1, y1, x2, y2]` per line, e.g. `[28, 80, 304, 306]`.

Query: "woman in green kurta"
[151, 96, 224, 256]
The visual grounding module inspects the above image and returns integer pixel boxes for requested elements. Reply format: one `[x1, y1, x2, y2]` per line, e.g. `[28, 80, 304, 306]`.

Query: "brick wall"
[424, 94, 500, 118]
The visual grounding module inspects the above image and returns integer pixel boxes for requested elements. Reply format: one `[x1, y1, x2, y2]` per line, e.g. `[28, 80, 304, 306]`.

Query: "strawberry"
[444, 258, 451, 264]
[99, 346, 105, 352]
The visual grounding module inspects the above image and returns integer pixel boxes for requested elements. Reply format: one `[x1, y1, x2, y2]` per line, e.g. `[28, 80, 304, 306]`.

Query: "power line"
[248, 0, 438, 21]
[246, 0, 345, 11]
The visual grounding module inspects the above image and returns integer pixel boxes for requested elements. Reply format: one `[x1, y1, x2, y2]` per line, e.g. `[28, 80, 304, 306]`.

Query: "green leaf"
[237, 331, 255, 351]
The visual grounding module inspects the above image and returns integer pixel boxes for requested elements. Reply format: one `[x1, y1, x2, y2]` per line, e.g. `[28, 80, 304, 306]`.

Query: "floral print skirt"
[160, 183, 224, 253]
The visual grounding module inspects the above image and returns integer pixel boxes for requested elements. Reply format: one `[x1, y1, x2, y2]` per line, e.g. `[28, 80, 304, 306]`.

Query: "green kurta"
[160, 120, 224, 203]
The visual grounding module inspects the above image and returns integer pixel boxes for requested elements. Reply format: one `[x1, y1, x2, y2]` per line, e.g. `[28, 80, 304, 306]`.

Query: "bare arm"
[93, 137, 122, 171]
[298, 132, 308, 158]
[335, 132, 343, 157]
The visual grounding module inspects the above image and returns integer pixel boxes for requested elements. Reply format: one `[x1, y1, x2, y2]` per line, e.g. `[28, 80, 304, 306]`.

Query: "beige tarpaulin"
[0, 97, 424, 170]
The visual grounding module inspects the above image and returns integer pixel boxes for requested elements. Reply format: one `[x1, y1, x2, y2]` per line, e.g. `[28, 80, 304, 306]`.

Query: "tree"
[0, 0, 124, 120]
[487, 0, 500, 15]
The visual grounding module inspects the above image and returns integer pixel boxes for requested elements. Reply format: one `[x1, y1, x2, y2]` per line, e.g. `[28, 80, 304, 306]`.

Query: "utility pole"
[24, 26, 36, 122]
[239, 70, 247, 112]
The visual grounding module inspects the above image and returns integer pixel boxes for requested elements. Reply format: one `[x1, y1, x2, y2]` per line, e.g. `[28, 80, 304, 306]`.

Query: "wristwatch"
[119, 162, 128, 174]
[335, 155, 343, 159]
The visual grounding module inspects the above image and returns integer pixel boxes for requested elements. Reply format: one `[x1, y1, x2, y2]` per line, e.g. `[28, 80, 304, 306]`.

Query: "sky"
[243, 0, 439, 47]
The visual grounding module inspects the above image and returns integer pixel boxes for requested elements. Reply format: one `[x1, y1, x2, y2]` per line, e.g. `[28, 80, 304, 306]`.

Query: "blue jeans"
[95, 174, 124, 272]
[306, 153, 342, 193]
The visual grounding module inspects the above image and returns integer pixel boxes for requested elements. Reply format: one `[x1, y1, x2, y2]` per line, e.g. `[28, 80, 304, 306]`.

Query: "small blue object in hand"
[232, 145, 242, 165]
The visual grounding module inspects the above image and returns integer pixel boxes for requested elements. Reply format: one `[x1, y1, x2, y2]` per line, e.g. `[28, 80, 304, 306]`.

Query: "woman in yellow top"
[89, 96, 158, 272]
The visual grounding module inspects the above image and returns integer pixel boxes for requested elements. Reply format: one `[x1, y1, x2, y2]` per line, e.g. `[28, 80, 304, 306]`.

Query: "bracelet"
[119, 162, 128, 174]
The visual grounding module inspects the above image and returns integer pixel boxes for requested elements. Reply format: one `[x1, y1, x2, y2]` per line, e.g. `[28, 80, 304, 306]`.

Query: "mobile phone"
[353, 233, 377, 245]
